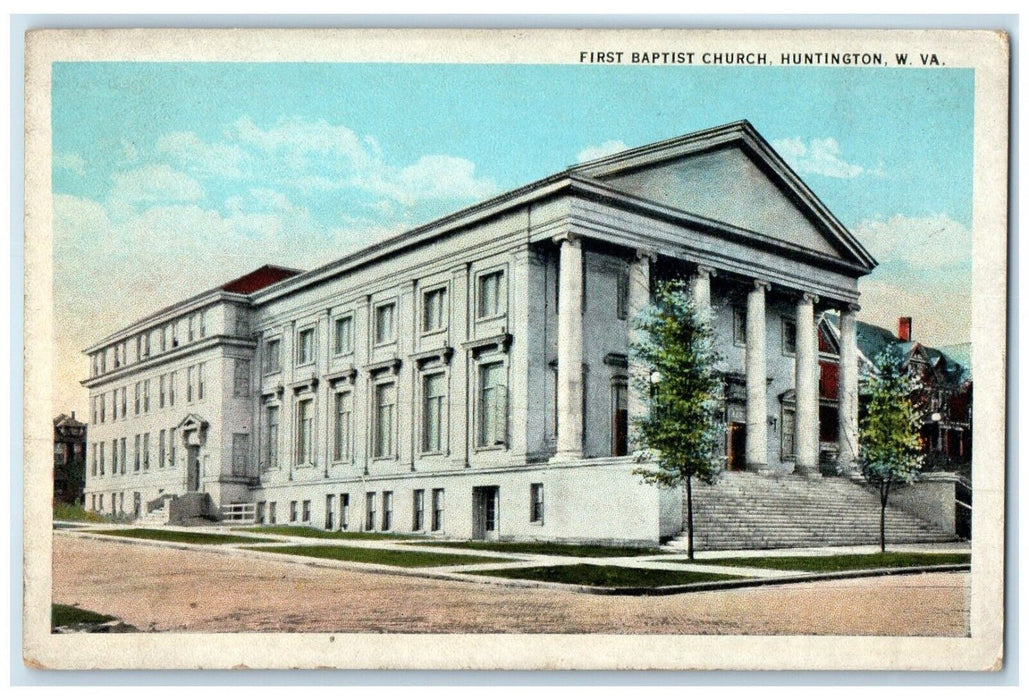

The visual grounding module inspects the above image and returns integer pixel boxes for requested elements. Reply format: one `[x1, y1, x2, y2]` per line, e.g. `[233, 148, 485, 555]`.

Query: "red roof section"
[221, 265, 302, 295]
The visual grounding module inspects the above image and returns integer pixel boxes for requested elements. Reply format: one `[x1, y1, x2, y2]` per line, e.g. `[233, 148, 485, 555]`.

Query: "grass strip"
[53, 503, 121, 524]
[473, 563, 745, 588]
[693, 552, 971, 572]
[400, 540, 664, 558]
[83, 528, 276, 545]
[235, 525, 417, 540]
[247, 544, 516, 568]
[52, 603, 115, 628]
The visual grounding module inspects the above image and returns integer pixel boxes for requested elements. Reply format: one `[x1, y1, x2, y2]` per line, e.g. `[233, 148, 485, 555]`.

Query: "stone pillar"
[794, 293, 820, 477]
[552, 232, 584, 461]
[745, 280, 770, 471]
[837, 304, 860, 475]
[448, 263, 470, 468]
[626, 249, 655, 452]
[691, 264, 714, 318]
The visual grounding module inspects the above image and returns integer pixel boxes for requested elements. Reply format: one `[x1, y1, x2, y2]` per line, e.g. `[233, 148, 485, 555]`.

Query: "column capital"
[752, 279, 771, 292]
[695, 264, 717, 278]
[843, 302, 861, 314]
[634, 247, 658, 263]
[552, 231, 580, 247]
[800, 292, 819, 305]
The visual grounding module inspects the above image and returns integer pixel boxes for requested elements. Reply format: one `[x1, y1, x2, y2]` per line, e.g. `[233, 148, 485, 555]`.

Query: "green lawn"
[473, 563, 745, 588]
[52, 603, 115, 628]
[235, 525, 416, 540]
[53, 503, 118, 524]
[83, 528, 276, 545]
[694, 552, 971, 573]
[400, 540, 664, 558]
[248, 544, 516, 568]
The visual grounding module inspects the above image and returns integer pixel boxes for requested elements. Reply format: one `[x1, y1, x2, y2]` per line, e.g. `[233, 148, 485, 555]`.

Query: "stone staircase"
[669, 471, 958, 551]
[136, 504, 169, 526]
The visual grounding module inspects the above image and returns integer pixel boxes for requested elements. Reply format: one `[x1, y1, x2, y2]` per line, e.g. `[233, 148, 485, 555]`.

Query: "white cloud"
[853, 213, 971, 269]
[54, 152, 86, 177]
[156, 131, 248, 178]
[576, 140, 628, 163]
[772, 137, 868, 179]
[109, 164, 204, 205]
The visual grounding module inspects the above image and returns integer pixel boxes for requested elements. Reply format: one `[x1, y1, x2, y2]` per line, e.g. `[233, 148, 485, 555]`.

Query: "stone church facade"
[82, 121, 878, 545]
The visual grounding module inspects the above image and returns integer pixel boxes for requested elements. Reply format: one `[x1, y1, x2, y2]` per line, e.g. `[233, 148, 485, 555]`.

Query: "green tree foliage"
[860, 350, 924, 552]
[630, 279, 724, 559]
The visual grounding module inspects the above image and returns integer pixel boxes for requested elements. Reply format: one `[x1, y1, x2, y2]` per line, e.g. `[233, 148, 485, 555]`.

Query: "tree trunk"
[879, 481, 892, 553]
[686, 475, 694, 560]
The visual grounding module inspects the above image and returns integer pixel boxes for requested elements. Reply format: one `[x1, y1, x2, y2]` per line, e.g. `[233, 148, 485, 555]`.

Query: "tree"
[859, 350, 924, 552]
[630, 279, 724, 560]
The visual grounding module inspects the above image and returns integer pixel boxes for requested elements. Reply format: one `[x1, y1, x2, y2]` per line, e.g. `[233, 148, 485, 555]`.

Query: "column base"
[550, 451, 584, 464]
[745, 461, 767, 473]
[793, 466, 822, 480]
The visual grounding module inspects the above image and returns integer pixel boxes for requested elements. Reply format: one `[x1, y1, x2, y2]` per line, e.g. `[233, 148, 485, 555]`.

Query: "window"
[611, 380, 629, 457]
[143, 379, 150, 412]
[290, 501, 298, 523]
[112, 391, 119, 421]
[120, 438, 127, 474]
[168, 373, 175, 406]
[616, 264, 630, 320]
[159, 374, 166, 409]
[365, 492, 377, 531]
[382, 491, 393, 531]
[340, 493, 350, 530]
[296, 399, 314, 465]
[325, 495, 335, 530]
[120, 387, 127, 418]
[530, 483, 545, 523]
[90, 444, 97, 477]
[98, 494, 103, 512]
[422, 287, 447, 333]
[333, 315, 353, 355]
[197, 363, 205, 400]
[234, 359, 251, 398]
[781, 407, 796, 460]
[171, 322, 179, 348]
[199, 310, 207, 338]
[99, 442, 105, 475]
[232, 433, 249, 476]
[269, 501, 277, 525]
[477, 270, 505, 319]
[302, 500, 311, 523]
[264, 338, 282, 374]
[413, 490, 425, 531]
[159, 430, 166, 468]
[143, 433, 150, 471]
[111, 439, 118, 473]
[100, 351, 107, 374]
[431, 488, 445, 531]
[133, 492, 141, 518]
[333, 392, 352, 462]
[134, 382, 141, 415]
[167, 430, 175, 468]
[782, 318, 797, 356]
[91, 397, 97, 425]
[374, 303, 396, 345]
[134, 435, 140, 472]
[264, 405, 280, 470]
[186, 367, 195, 402]
[297, 327, 315, 365]
[477, 362, 507, 447]
[421, 372, 446, 453]
[373, 382, 396, 458]
[188, 314, 196, 343]
[235, 312, 250, 338]
[99, 393, 106, 423]
[733, 308, 747, 346]
[257, 502, 266, 525]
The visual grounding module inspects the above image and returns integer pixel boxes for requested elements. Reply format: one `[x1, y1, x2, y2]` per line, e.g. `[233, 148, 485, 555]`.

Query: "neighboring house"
[53, 412, 87, 504]
[821, 315, 973, 470]
[81, 121, 882, 545]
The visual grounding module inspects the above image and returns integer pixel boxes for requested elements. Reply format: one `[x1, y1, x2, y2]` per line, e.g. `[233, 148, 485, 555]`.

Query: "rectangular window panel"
[381, 491, 393, 531]
[365, 492, 377, 531]
[264, 406, 279, 470]
[530, 483, 545, 523]
[143, 433, 150, 471]
[111, 439, 118, 473]
[159, 374, 166, 409]
[374, 303, 395, 345]
[477, 271, 504, 318]
[296, 399, 314, 465]
[159, 429, 166, 468]
[781, 408, 796, 460]
[168, 373, 175, 406]
[340, 493, 350, 530]
[197, 363, 205, 400]
[297, 328, 315, 365]
[135, 382, 141, 414]
[413, 489, 425, 531]
[264, 339, 282, 374]
[734, 308, 747, 346]
[186, 367, 194, 402]
[612, 381, 629, 457]
[478, 362, 507, 447]
[143, 379, 150, 412]
[333, 392, 352, 462]
[421, 372, 446, 453]
[782, 319, 797, 355]
[431, 488, 445, 531]
[134, 435, 140, 472]
[374, 382, 396, 458]
[302, 500, 311, 523]
[234, 359, 251, 398]
[167, 430, 175, 468]
[334, 315, 353, 355]
[422, 288, 447, 333]
[232, 433, 249, 476]
[269, 502, 277, 524]
[290, 501, 298, 523]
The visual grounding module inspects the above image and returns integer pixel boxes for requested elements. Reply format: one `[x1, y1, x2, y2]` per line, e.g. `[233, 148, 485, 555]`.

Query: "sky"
[51, 62, 975, 416]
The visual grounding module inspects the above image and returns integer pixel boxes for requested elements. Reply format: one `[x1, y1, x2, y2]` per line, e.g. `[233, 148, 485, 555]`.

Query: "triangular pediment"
[177, 413, 209, 432]
[573, 122, 876, 270]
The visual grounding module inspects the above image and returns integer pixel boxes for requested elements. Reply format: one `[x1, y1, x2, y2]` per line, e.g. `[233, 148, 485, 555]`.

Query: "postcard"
[23, 27, 1008, 671]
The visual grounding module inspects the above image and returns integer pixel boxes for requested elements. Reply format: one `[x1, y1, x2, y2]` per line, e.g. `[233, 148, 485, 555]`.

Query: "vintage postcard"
[23, 27, 1008, 671]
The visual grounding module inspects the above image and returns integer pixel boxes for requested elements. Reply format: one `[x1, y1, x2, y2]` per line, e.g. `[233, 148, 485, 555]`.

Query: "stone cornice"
[81, 335, 255, 388]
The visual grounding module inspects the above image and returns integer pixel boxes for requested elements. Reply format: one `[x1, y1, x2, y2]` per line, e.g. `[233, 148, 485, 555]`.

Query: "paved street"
[52, 532, 970, 635]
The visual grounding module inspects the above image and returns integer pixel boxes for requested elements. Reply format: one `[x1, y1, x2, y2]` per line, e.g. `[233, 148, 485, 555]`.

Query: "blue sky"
[52, 62, 974, 413]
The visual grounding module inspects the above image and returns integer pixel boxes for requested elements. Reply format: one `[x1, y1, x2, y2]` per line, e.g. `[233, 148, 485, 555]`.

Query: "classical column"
[626, 249, 655, 452]
[837, 304, 860, 475]
[448, 263, 470, 469]
[552, 232, 584, 461]
[691, 265, 714, 318]
[745, 280, 770, 472]
[794, 292, 820, 477]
